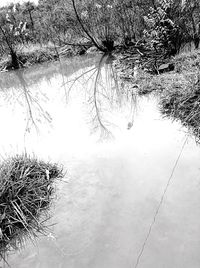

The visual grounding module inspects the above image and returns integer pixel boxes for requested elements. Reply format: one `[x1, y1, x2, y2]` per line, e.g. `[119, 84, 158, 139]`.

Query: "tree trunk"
[194, 35, 199, 49]
[71, 0, 106, 52]
[29, 10, 34, 30]
[194, 23, 200, 49]
[10, 50, 19, 69]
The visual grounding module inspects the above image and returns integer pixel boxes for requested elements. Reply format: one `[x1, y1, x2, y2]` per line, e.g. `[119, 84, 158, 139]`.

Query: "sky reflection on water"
[0, 55, 200, 268]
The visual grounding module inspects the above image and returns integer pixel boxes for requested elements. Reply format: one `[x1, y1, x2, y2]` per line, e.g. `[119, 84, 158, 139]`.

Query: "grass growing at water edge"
[0, 154, 63, 260]
[114, 48, 200, 140]
[159, 50, 200, 141]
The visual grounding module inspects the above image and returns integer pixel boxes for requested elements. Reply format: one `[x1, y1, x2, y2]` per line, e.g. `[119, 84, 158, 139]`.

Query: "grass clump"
[0, 154, 63, 259]
[158, 50, 200, 140]
[160, 75, 200, 141]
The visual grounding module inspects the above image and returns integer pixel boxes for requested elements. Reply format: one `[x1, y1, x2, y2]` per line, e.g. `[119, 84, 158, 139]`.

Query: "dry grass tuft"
[0, 154, 63, 260]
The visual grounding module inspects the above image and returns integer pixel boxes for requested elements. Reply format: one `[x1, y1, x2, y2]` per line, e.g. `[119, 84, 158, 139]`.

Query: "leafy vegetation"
[0, 0, 199, 69]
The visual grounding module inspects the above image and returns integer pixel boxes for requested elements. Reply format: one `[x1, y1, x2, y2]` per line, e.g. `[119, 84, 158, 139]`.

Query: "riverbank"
[160, 50, 200, 142]
[114, 48, 200, 141]
[1, 43, 200, 141]
[0, 42, 95, 72]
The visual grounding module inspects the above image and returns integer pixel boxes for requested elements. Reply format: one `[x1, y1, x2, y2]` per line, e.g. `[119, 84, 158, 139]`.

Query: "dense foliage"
[0, 0, 199, 68]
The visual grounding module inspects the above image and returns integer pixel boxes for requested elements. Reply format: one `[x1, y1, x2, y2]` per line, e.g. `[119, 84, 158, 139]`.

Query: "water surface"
[0, 55, 200, 268]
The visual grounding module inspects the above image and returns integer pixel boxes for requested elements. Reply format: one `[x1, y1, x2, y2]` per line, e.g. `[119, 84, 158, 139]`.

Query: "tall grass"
[158, 50, 200, 140]
[0, 154, 63, 260]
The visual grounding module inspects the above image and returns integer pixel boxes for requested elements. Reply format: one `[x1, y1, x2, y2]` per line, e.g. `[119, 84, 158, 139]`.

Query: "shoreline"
[0, 43, 97, 72]
[1, 44, 200, 142]
[113, 47, 200, 142]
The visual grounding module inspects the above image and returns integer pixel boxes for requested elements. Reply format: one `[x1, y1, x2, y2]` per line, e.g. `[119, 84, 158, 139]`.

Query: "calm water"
[0, 55, 200, 268]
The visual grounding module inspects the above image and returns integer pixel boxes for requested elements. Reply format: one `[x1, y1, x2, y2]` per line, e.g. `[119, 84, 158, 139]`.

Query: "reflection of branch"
[62, 54, 138, 140]
[64, 66, 97, 86]
[23, 83, 39, 133]
[93, 55, 114, 140]
[58, 58, 68, 103]
[127, 92, 138, 130]
[15, 71, 52, 135]
[110, 63, 122, 105]
[62, 66, 97, 101]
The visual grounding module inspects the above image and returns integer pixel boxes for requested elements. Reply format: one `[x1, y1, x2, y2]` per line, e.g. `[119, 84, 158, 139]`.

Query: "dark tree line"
[0, 0, 199, 68]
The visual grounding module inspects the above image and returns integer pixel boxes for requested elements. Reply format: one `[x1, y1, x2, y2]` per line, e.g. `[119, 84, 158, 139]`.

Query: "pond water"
[0, 55, 200, 268]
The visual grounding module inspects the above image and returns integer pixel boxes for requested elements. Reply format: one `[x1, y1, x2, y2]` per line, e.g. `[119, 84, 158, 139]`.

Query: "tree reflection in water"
[0, 70, 52, 139]
[63, 54, 138, 141]
[17, 71, 53, 134]
[0, 54, 138, 141]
